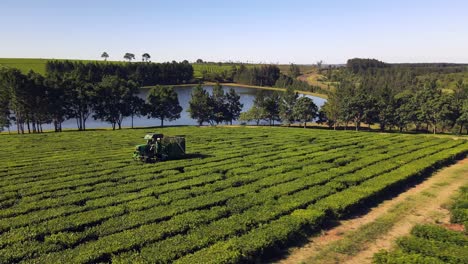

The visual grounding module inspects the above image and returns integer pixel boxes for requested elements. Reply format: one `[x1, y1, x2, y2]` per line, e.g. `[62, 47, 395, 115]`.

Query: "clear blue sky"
[1, 0, 467, 64]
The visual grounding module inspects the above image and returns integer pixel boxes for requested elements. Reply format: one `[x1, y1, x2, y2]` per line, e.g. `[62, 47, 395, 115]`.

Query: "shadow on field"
[183, 153, 212, 159]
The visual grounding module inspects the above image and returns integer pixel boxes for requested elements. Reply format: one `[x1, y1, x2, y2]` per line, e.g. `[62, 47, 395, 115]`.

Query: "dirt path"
[277, 158, 468, 264]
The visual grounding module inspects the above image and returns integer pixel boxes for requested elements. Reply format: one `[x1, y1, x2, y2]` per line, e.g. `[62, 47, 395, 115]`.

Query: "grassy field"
[0, 58, 111, 75]
[0, 127, 467, 263]
[0, 58, 50, 75]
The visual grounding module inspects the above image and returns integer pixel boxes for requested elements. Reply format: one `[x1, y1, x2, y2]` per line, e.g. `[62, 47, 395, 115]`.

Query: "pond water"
[8, 85, 326, 131]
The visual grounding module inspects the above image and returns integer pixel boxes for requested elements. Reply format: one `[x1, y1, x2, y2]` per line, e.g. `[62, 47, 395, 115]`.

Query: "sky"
[0, 0, 467, 64]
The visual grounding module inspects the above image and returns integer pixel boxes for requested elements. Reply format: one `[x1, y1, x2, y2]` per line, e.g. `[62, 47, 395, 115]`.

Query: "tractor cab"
[144, 133, 164, 144]
[133, 133, 186, 163]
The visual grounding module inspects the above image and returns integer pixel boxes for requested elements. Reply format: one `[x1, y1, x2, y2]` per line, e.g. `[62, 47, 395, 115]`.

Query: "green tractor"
[133, 133, 186, 163]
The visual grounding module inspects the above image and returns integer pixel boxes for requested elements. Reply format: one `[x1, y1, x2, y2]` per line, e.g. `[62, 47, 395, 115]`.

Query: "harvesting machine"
[133, 133, 186, 163]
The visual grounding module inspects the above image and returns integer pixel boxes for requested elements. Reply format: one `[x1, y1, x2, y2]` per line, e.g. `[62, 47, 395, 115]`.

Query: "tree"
[394, 91, 417, 132]
[0, 68, 29, 133]
[316, 60, 323, 69]
[211, 83, 227, 124]
[456, 99, 468, 134]
[376, 85, 396, 131]
[64, 74, 95, 131]
[239, 106, 265, 126]
[322, 92, 340, 130]
[279, 86, 298, 125]
[101, 52, 109, 61]
[142, 53, 151, 62]
[44, 76, 67, 132]
[0, 73, 11, 132]
[93, 76, 139, 130]
[263, 92, 281, 125]
[124, 53, 135, 62]
[288, 64, 301, 78]
[225, 88, 243, 125]
[293, 96, 318, 128]
[196, 59, 204, 63]
[128, 96, 145, 129]
[146, 86, 182, 127]
[188, 84, 213, 126]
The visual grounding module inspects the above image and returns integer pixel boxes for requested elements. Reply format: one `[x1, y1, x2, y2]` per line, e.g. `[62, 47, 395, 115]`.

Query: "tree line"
[319, 59, 468, 134]
[0, 67, 166, 132]
[188, 83, 243, 126]
[239, 87, 318, 127]
[46, 60, 193, 86]
[0, 63, 246, 133]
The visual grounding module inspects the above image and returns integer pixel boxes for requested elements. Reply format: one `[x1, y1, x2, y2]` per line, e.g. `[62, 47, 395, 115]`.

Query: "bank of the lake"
[143, 82, 328, 99]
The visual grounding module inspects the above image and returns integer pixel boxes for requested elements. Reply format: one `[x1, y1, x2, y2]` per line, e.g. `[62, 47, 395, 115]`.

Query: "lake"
[8, 85, 326, 131]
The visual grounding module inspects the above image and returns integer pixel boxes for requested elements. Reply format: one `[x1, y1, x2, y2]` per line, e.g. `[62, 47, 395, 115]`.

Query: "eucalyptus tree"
[146, 85, 182, 127]
[293, 96, 318, 128]
[142, 53, 151, 62]
[101, 52, 109, 61]
[124, 53, 135, 62]
[322, 92, 340, 130]
[93, 75, 139, 130]
[263, 92, 281, 126]
[225, 88, 243, 125]
[65, 74, 95, 131]
[239, 106, 264, 126]
[0, 68, 28, 133]
[279, 86, 298, 125]
[188, 84, 213, 126]
[211, 83, 227, 124]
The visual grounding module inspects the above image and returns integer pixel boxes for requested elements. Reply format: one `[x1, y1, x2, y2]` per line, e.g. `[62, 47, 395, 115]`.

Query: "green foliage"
[145, 86, 182, 127]
[187, 84, 213, 125]
[93, 76, 140, 130]
[0, 127, 466, 263]
[233, 65, 280, 87]
[293, 96, 318, 128]
[450, 185, 468, 228]
[288, 63, 301, 78]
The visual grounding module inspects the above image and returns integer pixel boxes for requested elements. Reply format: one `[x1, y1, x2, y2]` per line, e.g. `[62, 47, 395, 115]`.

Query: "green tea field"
[0, 127, 467, 263]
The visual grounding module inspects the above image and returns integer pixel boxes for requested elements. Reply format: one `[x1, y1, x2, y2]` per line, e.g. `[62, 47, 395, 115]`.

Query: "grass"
[0, 58, 112, 75]
[0, 127, 467, 263]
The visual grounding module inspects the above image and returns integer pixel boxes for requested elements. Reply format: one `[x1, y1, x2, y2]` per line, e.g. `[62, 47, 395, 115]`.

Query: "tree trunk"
[161, 118, 164, 128]
[459, 124, 464, 135]
[304, 122, 306, 128]
[131, 114, 134, 129]
[27, 122, 31, 134]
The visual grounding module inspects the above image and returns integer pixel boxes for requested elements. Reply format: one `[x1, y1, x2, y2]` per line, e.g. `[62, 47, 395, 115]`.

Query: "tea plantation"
[0, 127, 467, 263]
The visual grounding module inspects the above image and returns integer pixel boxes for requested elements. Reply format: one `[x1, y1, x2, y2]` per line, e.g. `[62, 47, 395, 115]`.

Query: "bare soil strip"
[276, 158, 468, 264]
